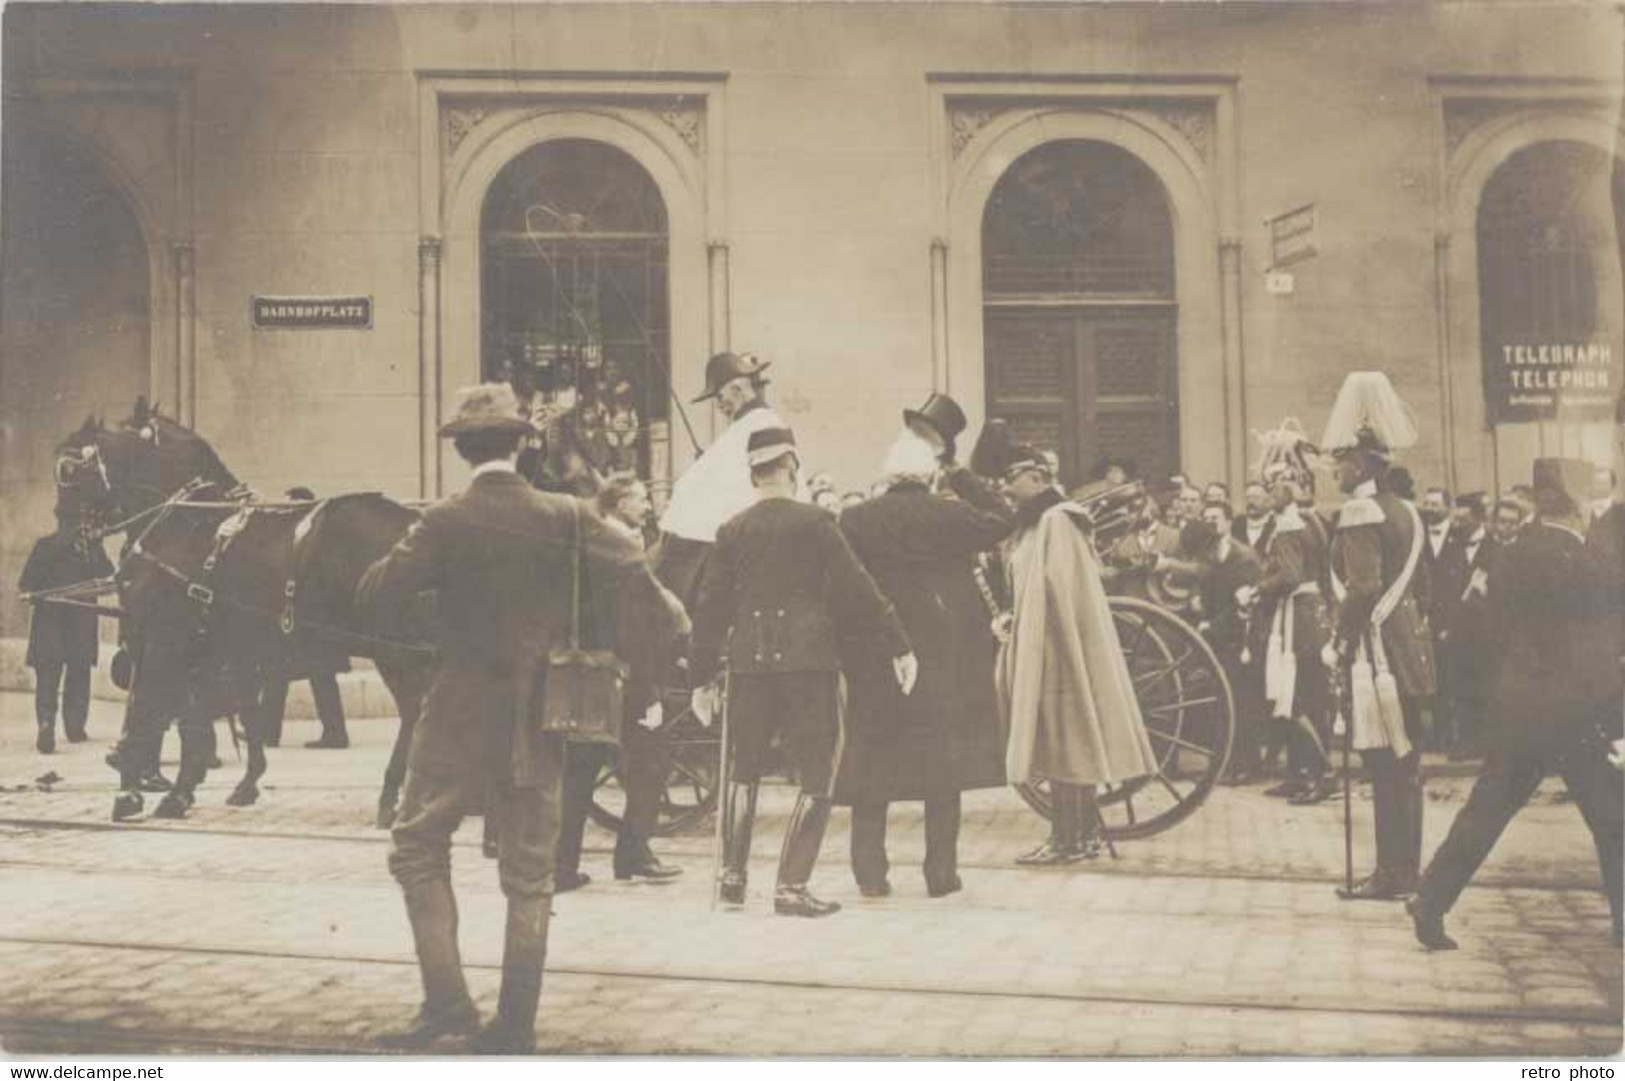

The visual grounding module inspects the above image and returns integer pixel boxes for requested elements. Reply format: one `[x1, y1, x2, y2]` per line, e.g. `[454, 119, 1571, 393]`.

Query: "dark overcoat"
[832, 476, 1013, 804]
[357, 470, 683, 794]
[1433, 530, 1499, 694]
[1488, 521, 1623, 741]
[19, 533, 112, 668]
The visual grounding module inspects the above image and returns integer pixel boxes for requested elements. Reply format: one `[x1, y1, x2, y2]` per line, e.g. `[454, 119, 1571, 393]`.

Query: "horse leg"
[227, 682, 266, 807]
[375, 663, 420, 830]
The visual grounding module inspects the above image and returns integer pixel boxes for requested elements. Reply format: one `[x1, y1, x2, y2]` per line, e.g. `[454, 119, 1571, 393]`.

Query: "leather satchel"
[539, 499, 628, 746]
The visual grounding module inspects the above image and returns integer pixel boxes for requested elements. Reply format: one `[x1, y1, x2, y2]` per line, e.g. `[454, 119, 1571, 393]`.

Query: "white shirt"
[1245, 513, 1272, 548]
[1462, 526, 1485, 567]
[658, 401, 785, 543]
[1427, 521, 1450, 558]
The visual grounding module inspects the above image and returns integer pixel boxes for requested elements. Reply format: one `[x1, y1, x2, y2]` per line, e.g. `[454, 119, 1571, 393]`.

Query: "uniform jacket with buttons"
[1329, 486, 1436, 699]
[690, 496, 909, 683]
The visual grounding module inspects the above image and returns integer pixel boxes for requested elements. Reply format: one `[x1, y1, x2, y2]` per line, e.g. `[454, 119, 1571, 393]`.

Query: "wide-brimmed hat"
[693, 351, 771, 403]
[746, 426, 798, 468]
[438, 383, 535, 438]
[903, 392, 968, 444]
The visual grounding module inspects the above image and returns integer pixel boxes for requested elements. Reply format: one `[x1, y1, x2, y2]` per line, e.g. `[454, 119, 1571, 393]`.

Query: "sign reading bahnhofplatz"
[1484, 339, 1619, 422]
[252, 295, 372, 330]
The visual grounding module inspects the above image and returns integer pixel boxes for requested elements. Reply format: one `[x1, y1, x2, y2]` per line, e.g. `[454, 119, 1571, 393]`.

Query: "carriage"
[43, 404, 1235, 842]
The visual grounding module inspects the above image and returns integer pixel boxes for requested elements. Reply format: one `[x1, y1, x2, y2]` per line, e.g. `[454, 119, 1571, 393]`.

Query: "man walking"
[997, 445, 1157, 863]
[835, 426, 1012, 898]
[360, 384, 683, 1053]
[1322, 373, 1435, 902]
[1408, 460, 1623, 949]
[690, 426, 915, 917]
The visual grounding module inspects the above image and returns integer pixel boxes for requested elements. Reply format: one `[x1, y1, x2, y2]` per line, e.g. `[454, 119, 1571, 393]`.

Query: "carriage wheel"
[1017, 596, 1234, 841]
[587, 696, 721, 837]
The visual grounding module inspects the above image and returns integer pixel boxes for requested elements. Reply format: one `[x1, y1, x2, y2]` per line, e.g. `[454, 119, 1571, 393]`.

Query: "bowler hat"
[903, 392, 968, 444]
[746, 426, 798, 468]
[437, 383, 535, 438]
[693, 351, 771, 403]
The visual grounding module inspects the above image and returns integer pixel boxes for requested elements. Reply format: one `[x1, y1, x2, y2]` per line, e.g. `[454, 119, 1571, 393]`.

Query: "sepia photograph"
[0, 0, 1621, 1064]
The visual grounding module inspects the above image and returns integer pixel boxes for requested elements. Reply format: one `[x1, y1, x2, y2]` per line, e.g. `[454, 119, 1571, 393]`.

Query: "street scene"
[0, 693, 1618, 1057]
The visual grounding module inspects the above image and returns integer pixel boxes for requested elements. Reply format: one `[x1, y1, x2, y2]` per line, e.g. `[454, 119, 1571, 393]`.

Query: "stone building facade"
[2, 2, 1621, 636]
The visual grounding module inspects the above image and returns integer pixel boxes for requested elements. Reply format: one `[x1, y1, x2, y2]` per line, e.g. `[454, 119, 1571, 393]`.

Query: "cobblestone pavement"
[1, 694, 1620, 1057]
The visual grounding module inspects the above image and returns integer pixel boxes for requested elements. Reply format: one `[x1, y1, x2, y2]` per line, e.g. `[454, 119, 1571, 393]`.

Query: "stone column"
[418, 236, 443, 499]
[930, 238, 950, 393]
[173, 241, 196, 427]
[1218, 235, 1246, 488]
[707, 239, 731, 357]
[1433, 232, 1459, 494]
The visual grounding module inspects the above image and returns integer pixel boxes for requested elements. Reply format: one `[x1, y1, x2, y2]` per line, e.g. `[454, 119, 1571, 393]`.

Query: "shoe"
[64, 728, 88, 744]
[153, 790, 195, 819]
[774, 885, 841, 918]
[1071, 835, 1104, 861]
[857, 880, 892, 898]
[377, 1001, 481, 1052]
[926, 874, 963, 899]
[1336, 871, 1409, 902]
[1406, 896, 1459, 951]
[553, 870, 591, 894]
[305, 733, 350, 750]
[1015, 840, 1081, 866]
[112, 790, 144, 822]
[717, 870, 747, 906]
[613, 855, 683, 882]
[1290, 778, 1338, 806]
[36, 726, 55, 755]
[1264, 781, 1306, 799]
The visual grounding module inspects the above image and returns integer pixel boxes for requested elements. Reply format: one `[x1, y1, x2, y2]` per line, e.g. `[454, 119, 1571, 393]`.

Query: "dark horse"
[53, 401, 430, 826]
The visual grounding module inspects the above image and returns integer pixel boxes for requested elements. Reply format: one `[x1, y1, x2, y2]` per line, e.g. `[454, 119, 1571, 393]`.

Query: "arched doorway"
[1, 126, 150, 636]
[981, 140, 1179, 488]
[1475, 140, 1624, 440]
[480, 139, 673, 487]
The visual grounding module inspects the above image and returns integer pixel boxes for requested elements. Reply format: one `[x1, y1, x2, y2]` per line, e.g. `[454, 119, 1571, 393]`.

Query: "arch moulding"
[1438, 103, 1625, 493]
[416, 74, 726, 497]
[942, 104, 1230, 484]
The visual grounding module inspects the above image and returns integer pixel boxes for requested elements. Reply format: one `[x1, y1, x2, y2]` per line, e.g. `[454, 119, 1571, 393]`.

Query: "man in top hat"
[657, 351, 783, 604]
[904, 392, 969, 466]
[690, 425, 916, 917]
[358, 383, 685, 1052]
[1321, 373, 1436, 902]
[1408, 459, 1623, 950]
[997, 445, 1157, 863]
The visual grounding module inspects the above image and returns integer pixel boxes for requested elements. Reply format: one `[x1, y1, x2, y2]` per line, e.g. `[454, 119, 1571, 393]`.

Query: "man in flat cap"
[360, 383, 686, 1052]
[1321, 372, 1435, 902]
[690, 425, 916, 917]
[1408, 459, 1623, 950]
[657, 351, 783, 605]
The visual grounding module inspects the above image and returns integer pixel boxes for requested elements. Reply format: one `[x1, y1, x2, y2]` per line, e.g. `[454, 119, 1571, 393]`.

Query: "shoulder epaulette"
[1337, 497, 1386, 528]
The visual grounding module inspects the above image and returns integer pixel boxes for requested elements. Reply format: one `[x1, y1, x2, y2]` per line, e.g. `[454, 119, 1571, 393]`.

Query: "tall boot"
[472, 896, 551, 1055]
[718, 782, 758, 905]
[377, 880, 480, 1050]
[1075, 784, 1103, 860]
[774, 793, 840, 917]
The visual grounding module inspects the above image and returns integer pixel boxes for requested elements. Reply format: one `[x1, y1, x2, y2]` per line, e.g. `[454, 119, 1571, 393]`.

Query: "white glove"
[1321, 643, 1341, 671]
[893, 652, 919, 696]
[1610, 738, 1624, 774]
[637, 701, 664, 731]
[992, 612, 1014, 644]
[690, 684, 720, 728]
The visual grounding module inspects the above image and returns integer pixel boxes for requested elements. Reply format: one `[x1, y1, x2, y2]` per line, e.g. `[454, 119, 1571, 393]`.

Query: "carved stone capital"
[419, 235, 443, 265]
[1147, 101, 1213, 164]
[656, 104, 703, 155]
[947, 105, 1004, 159]
[444, 105, 490, 155]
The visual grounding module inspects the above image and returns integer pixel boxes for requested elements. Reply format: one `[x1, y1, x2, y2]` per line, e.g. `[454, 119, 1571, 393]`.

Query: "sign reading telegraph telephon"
[252, 295, 372, 330]
[1484, 338, 1619, 422]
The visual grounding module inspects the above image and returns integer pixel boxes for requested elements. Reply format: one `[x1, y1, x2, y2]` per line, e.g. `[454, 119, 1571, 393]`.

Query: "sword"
[1330, 656, 1354, 894]
[709, 667, 731, 912]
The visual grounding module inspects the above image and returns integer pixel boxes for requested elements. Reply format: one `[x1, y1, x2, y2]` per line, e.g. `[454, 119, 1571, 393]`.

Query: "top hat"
[693, 351, 771, 403]
[438, 383, 536, 438]
[746, 426, 798, 468]
[903, 392, 968, 444]
[1532, 458, 1592, 506]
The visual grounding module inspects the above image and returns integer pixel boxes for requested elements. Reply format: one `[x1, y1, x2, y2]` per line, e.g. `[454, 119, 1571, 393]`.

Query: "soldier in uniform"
[18, 509, 113, 753]
[1245, 422, 1334, 803]
[835, 425, 1013, 898]
[359, 384, 684, 1052]
[1321, 373, 1436, 902]
[1408, 459, 1624, 949]
[690, 426, 916, 917]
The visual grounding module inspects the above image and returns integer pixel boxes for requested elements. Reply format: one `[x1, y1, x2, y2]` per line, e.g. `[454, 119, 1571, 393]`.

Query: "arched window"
[481, 139, 672, 483]
[982, 140, 1178, 486]
[1476, 140, 1624, 424]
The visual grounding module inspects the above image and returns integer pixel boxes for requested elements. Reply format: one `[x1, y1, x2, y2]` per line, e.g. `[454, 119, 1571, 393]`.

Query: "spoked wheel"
[587, 694, 721, 837]
[1018, 596, 1234, 840]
